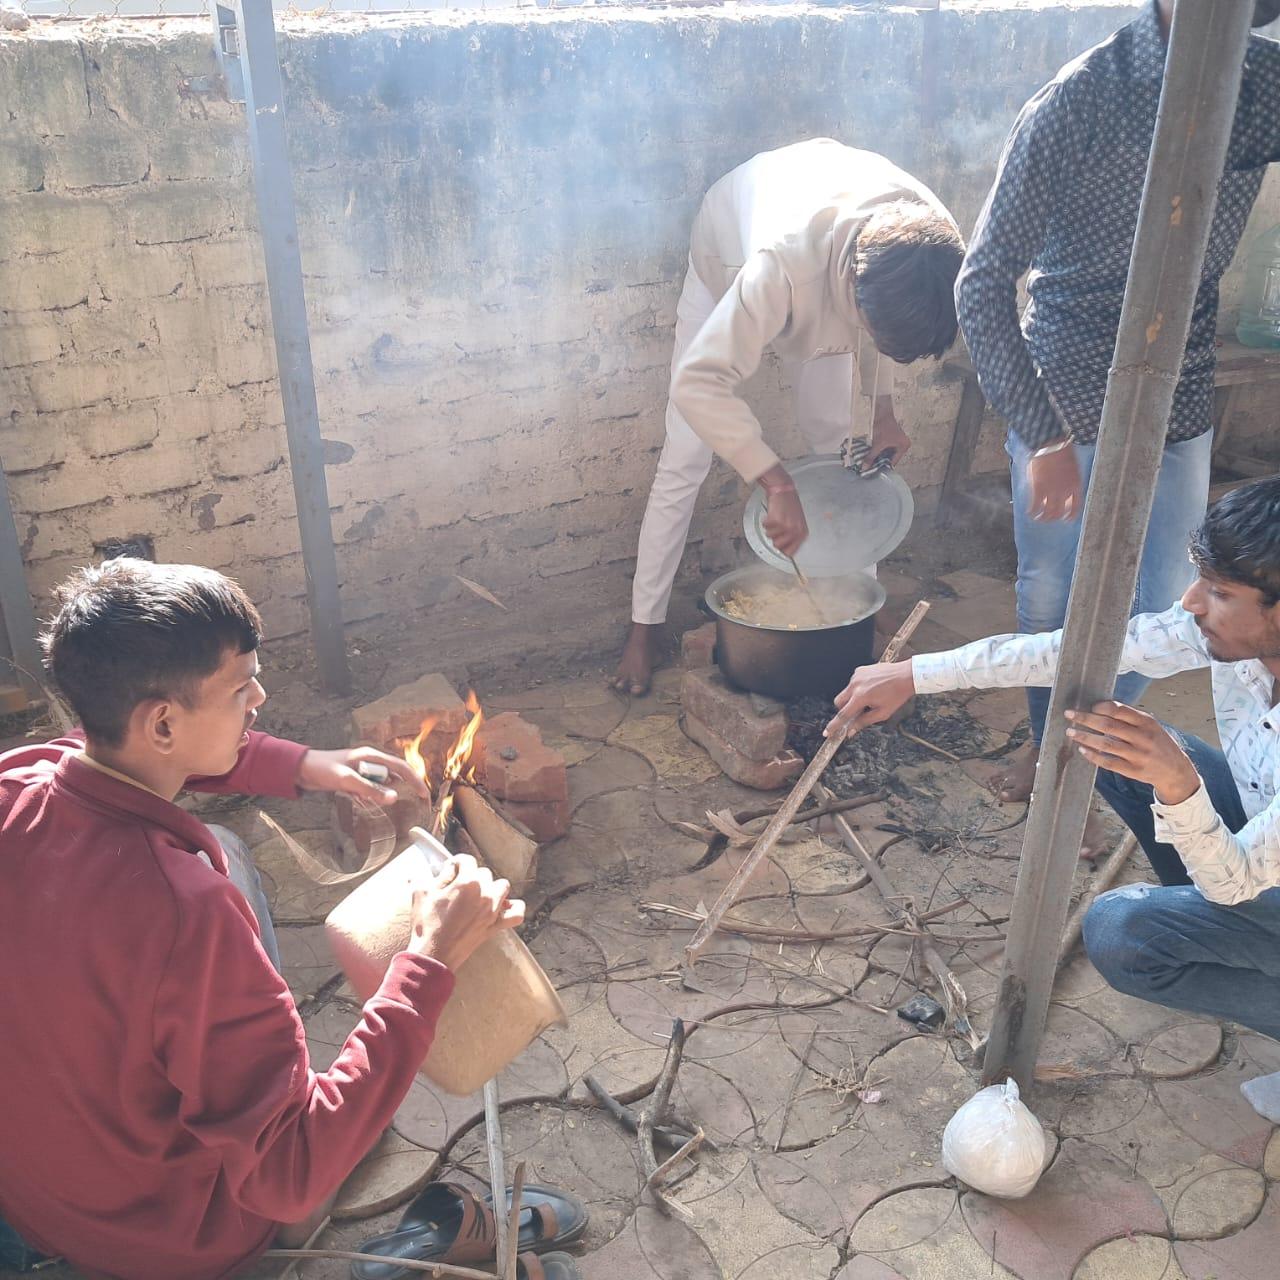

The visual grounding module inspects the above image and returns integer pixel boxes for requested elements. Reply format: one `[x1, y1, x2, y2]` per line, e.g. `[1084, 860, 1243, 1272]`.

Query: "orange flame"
[404, 692, 484, 839]
[443, 691, 483, 784]
[403, 716, 437, 792]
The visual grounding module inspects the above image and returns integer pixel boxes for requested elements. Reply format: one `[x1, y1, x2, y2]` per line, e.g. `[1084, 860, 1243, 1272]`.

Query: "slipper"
[350, 1181, 498, 1280]
[482, 1183, 589, 1254]
[518, 1252, 582, 1280]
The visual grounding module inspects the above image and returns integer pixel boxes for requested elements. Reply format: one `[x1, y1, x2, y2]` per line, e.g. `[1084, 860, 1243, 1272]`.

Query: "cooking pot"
[704, 563, 886, 700]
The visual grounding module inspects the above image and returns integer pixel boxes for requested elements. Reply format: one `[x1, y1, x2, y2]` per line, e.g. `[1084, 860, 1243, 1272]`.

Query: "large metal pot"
[704, 564, 886, 700]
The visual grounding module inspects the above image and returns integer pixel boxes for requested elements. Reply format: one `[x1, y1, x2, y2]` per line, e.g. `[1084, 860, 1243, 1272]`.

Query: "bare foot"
[992, 741, 1107, 861]
[609, 622, 662, 696]
[993, 739, 1038, 803]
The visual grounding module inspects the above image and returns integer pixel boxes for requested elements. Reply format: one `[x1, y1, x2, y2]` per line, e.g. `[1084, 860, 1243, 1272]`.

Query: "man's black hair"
[1189, 476, 1280, 608]
[42, 558, 262, 746]
[854, 201, 965, 364]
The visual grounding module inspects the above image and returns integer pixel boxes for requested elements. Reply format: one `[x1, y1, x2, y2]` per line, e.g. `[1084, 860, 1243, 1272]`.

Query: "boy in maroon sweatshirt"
[0, 558, 522, 1280]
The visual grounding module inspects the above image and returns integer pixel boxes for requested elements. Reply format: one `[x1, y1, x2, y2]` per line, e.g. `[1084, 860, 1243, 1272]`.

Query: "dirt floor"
[4, 525, 1274, 1280]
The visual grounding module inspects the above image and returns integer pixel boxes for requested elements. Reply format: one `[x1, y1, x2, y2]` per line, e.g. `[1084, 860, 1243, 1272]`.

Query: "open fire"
[401, 690, 484, 838]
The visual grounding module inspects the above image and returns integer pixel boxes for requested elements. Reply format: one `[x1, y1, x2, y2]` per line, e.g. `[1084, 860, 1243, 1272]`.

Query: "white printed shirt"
[911, 604, 1280, 905]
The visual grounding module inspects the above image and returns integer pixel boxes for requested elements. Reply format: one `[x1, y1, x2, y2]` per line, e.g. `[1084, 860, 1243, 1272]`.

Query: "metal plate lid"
[743, 454, 914, 577]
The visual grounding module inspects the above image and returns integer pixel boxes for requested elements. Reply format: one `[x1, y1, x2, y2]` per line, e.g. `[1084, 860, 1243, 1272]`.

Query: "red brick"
[682, 711, 803, 791]
[680, 622, 717, 668]
[475, 712, 568, 804]
[496, 795, 571, 843]
[350, 672, 469, 753]
[680, 668, 788, 763]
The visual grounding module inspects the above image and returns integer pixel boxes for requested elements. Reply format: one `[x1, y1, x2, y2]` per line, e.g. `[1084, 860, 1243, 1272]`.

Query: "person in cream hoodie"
[613, 138, 964, 695]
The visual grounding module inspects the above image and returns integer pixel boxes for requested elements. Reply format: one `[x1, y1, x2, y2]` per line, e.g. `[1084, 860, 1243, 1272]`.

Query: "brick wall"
[1, 4, 1276, 655]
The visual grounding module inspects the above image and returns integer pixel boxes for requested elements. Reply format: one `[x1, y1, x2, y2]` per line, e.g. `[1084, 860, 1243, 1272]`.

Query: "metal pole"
[981, 0, 1254, 1091]
[0, 461, 45, 700]
[229, 0, 350, 694]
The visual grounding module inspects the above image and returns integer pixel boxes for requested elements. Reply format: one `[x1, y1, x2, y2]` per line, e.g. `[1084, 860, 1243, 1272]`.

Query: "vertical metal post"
[229, 0, 350, 694]
[0, 460, 45, 700]
[982, 0, 1254, 1091]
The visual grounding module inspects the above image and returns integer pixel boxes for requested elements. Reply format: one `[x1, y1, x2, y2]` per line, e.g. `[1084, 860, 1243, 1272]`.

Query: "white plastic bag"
[941, 1078, 1047, 1199]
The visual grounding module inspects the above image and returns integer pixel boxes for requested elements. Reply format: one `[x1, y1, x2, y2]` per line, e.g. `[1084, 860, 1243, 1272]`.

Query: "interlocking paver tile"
[527, 920, 610, 1018]
[577, 1205, 720, 1280]
[850, 1186, 1020, 1279]
[568, 745, 656, 812]
[1166, 1156, 1266, 1240]
[835, 1258, 909, 1280]
[690, 1153, 839, 1280]
[1141, 1022, 1225, 1079]
[608, 712, 721, 786]
[448, 1102, 642, 1251]
[276, 923, 338, 1000]
[330, 1128, 440, 1222]
[1076, 1236, 1190, 1280]
[1175, 1184, 1280, 1279]
[961, 1138, 1167, 1280]
[1155, 1065, 1277, 1169]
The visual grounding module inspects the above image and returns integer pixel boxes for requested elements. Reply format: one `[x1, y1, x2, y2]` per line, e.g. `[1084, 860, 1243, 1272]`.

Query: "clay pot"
[325, 827, 565, 1095]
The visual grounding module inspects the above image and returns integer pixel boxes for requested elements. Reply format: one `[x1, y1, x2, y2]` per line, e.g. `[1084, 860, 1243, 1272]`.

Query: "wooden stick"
[638, 1018, 692, 1219]
[582, 1073, 701, 1151]
[483, 1080, 508, 1268]
[1056, 833, 1139, 970]
[262, 1252, 497, 1279]
[646, 1128, 705, 1191]
[824, 787, 982, 1052]
[502, 1162, 526, 1280]
[685, 601, 929, 962]
[775, 1029, 817, 1153]
[279, 1215, 330, 1280]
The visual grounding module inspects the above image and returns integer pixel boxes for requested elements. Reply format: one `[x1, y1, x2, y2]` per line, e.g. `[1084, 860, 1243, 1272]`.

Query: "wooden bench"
[934, 337, 1280, 528]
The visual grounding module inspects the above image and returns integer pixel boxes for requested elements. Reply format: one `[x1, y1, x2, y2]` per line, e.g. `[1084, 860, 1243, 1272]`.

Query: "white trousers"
[632, 260, 854, 625]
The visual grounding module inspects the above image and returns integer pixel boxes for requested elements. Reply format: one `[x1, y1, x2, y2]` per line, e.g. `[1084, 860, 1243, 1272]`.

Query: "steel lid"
[743, 454, 914, 578]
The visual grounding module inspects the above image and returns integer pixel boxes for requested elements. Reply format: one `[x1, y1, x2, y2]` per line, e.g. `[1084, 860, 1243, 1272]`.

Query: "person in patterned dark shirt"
[955, 0, 1280, 833]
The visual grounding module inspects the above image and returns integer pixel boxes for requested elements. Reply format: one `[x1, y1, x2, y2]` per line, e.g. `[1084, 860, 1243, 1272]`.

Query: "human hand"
[824, 659, 916, 739]
[407, 852, 525, 972]
[1065, 701, 1200, 805]
[1025, 441, 1082, 522]
[866, 413, 911, 471]
[763, 488, 809, 556]
[297, 746, 431, 806]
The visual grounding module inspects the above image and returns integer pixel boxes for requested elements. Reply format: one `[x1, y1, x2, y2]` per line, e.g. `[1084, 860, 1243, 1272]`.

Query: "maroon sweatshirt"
[0, 734, 453, 1280]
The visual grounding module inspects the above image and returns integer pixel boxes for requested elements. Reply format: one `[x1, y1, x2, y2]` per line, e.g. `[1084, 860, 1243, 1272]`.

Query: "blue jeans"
[213, 823, 283, 972]
[1008, 429, 1212, 744]
[0, 825, 280, 1269]
[1084, 735, 1280, 1042]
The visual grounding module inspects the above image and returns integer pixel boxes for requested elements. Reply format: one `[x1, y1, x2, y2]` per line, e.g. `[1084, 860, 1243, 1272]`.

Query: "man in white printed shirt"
[611, 138, 964, 695]
[825, 477, 1280, 1118]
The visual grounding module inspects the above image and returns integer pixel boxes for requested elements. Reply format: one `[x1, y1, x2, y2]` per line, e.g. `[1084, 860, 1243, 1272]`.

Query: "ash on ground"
[787, 694, 1026, 799]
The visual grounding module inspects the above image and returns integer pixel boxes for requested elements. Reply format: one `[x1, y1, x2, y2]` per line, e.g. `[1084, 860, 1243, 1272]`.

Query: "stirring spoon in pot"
[786, 556, 833, 626]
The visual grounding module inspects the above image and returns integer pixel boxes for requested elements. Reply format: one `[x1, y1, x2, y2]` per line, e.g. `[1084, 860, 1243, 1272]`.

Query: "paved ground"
[10, 565, 1277, 1280]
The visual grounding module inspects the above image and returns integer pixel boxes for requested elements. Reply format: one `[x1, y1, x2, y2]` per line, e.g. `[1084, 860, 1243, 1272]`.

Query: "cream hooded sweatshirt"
[673, 138, 957, 484]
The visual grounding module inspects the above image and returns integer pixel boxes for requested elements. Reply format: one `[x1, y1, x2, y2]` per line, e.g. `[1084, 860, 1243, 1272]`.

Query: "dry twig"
[775, 1029, 818, 1152]
[822, 787, 983, 1051]
[279, 1215, 330, 1280]
[502, 1162, 526, 1280]
[638, 1018, 694, 1219]
[685, 602, 929, 961]
[646, 1128, 706, 1192]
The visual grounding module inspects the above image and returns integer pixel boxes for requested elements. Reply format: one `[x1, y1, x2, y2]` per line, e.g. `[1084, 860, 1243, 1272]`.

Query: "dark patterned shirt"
[956, 3, 1280, 448]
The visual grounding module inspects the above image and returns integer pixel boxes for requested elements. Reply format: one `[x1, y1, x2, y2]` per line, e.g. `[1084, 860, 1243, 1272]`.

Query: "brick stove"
[333, 673, 570, 889]
[678, 623, 804, 790]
